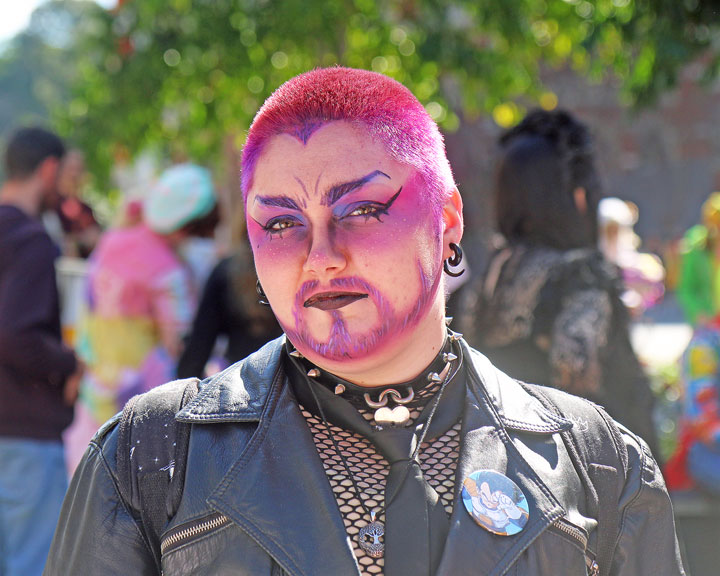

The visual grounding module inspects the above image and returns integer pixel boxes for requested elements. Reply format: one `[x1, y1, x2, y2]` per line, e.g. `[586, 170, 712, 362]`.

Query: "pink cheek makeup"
[283, 259, 442, 362]
[247, 170, 446, 363]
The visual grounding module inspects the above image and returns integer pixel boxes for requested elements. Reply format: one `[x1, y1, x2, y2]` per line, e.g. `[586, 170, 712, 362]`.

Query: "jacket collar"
[178, 336, 572, 435]
[178, 337, 573, 576]
[176, 337, 286, 423]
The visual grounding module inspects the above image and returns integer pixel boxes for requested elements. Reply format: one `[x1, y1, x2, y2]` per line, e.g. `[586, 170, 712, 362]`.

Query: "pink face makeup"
[240, 67, 456, 217]
[281, 262, 441, 361]
[247, 121, 447, 374]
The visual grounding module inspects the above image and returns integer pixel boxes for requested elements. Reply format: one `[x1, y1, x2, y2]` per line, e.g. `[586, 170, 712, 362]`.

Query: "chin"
[289, 327, 389, 363]
[298, 321, 420, 374]
[305, 341, 405, 382]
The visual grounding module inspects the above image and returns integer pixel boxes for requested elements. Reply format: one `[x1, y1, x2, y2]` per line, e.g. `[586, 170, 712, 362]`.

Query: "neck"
[309, 299, 449, 388]
[0, 181, 41, 217]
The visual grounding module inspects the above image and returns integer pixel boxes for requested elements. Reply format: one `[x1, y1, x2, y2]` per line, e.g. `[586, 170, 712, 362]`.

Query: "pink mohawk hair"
[241, 67, 455, 212]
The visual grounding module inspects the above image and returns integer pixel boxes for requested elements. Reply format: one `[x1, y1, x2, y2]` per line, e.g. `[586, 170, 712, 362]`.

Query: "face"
[246, 122, 450, 378]
[38, 156, 63, 212]
[58, 151, 86, 198]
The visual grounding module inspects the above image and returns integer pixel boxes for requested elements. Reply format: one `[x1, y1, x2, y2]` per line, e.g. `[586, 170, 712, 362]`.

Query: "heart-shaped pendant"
[374, 405, 410, 426]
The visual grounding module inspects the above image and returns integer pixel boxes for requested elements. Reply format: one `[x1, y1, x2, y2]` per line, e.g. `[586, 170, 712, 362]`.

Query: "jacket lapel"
[188, 337, 574, 576]
[436, 346, 571, 576]
[207, 365, 359, 576]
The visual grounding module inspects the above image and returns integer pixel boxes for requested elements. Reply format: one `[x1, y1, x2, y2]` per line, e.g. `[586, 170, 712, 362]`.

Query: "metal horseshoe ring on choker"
[363, 387, 415, 426]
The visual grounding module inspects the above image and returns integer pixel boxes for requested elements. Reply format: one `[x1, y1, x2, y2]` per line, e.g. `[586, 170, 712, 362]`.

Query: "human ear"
[441, 187, 464, 261]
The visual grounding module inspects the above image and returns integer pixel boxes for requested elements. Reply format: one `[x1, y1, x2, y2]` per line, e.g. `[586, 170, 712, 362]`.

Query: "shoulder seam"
[85, 441, 157, 560]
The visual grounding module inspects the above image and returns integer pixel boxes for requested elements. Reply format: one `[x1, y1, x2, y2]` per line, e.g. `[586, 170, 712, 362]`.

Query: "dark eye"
[343, 202, 385, 222]
[348, 204, 381, 218]
[262, 217, 301, 236]
[340, 187, 403, 224]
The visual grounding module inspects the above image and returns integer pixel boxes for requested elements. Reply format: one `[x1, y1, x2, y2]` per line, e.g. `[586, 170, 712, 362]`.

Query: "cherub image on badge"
[461, 470, 529, 536]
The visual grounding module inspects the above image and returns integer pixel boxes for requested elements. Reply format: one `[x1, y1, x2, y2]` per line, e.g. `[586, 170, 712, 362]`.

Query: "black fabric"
[535, 251, 656, 448]
[284, 338, 454, 412]
[470, 246, 659, 458]
[521, 382, 627, 576]
[46, 337, 685, 576]
[0, 205, 76, 440]
[116, 377, 200, 570]
[285, 344, 466, 576]
[177, 255, 282, 379]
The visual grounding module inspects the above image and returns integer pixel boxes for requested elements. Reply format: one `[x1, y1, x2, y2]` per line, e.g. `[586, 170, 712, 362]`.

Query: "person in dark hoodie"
[0, 127, 83, 575]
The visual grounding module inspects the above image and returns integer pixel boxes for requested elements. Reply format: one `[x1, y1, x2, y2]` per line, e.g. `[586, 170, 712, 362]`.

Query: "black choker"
[286, 329, 462, 427]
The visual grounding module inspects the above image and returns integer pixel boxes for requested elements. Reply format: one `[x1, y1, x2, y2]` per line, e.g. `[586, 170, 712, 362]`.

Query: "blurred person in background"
[176, 242, 283, 380]
[664, 321, 720, 496]
[63, 163, 218, 473]
[677, 192, 720, 326]
[597, 197, 665, 316]
[0, 127, 83, 576]
[460, 109, 659, 456]
[178, 209, 221, 297]
[54, 149, 101, 258]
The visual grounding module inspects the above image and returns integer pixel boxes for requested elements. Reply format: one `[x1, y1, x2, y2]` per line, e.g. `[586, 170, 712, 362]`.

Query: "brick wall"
[446, 63, 720, 271]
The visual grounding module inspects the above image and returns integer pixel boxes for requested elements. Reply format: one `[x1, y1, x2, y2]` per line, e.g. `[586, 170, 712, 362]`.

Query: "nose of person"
[303, 225, 347, 278]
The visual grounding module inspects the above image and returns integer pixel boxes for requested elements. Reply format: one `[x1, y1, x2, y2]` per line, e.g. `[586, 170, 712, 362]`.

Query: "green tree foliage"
[42, 0, 720, 185]
[0, 2, 97, 137]
[0, 1, 106, 180]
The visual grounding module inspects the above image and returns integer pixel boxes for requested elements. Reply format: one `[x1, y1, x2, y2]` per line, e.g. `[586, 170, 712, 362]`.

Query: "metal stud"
[450, 332, 463, 341]
[443, 352, 458, 363]
[427, 372, 443, 383]
[335, 384, 346, 395]
[289, 350, 303, 358]
[307, 368, 321, 378]
[445, 316, 453, 326]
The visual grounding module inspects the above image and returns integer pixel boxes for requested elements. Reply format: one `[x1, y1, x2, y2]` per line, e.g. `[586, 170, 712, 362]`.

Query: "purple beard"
[282, 260, 441, 361]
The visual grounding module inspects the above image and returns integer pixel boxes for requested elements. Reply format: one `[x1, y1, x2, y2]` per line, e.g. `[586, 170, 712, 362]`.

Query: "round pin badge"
[461, 470, 529, 536]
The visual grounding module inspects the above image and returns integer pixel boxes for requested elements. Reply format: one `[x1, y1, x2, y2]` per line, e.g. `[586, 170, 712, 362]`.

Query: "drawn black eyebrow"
[321, 170, 391, 207]
[255, 195, 303, 210]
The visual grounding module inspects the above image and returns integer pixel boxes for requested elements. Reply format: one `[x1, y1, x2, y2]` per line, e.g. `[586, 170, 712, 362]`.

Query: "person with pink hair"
[48, 68, 683, 576]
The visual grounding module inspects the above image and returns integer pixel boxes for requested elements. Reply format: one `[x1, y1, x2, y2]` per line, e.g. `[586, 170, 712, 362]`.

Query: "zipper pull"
[587, 559, 600, 576]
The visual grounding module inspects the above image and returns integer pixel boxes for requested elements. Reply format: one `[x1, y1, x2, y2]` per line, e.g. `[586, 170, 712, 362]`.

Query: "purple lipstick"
[303, 291, 368, 311]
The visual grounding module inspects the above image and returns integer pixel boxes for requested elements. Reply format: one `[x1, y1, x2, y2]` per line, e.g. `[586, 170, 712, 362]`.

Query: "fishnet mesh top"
[299, 376, 461, 575]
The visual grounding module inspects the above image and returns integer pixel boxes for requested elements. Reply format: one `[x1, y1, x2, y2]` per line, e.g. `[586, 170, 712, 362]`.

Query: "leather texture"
[45, 337, 685, 576]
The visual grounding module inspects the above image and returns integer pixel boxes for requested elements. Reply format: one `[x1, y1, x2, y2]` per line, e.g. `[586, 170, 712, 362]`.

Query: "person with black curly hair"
[460, 109, 659, 457]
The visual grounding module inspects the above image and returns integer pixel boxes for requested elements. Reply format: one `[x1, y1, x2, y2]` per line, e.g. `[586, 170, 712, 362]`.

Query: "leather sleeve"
[44, 426, 158, 575]
[610, 431, 686, 576]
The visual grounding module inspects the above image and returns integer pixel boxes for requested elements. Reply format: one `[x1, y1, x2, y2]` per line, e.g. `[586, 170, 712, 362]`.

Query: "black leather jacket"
[46, 338, 684, 575]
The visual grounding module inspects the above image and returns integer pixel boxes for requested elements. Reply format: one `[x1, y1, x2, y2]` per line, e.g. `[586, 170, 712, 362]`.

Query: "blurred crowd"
[1, 108, 718, 572]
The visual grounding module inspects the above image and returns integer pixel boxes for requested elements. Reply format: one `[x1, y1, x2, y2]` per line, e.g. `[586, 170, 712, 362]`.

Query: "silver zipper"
[552, 517, 588, 548]
[551, 518, 599, 575]
[160, 511, 232, 555]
